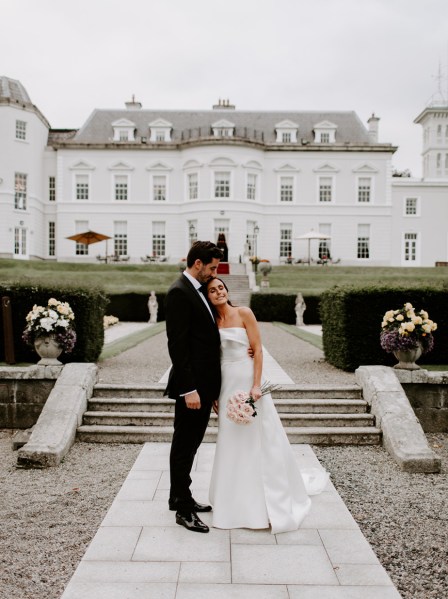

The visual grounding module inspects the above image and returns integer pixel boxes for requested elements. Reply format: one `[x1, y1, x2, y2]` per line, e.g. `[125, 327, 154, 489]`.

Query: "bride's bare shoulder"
[238, 306, 256, 322]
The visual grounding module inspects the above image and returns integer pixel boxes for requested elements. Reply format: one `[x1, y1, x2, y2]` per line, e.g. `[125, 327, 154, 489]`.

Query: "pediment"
[108, 161, 134, 171]
[313, 163, 339, 173]
[243, 160, 263, 170]
[149, 118, 173, 128]
[212, 119, 235, 128]
[69, 160, 95, 171]
[146, 161, 173, 171]
[274, 163, 300, 172]
[275, 119, 298, 129]
[352, 163, 378, 173]
[209, 156, 237, 167]
[111, 118, 136, 127]
[182, 159, 203, 169]
[314, 120, 337, 130]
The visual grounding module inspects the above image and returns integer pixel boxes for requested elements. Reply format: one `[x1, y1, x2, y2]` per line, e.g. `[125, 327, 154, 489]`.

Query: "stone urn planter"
[34, 335, 63, 365]
[393, 344, 423, 370]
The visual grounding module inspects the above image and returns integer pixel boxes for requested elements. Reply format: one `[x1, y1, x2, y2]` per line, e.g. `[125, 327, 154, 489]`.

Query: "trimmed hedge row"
[320, 286, 448, 371]
[250, 293, 321, 324]
[107, 292, 167, 322]
[0, 284, 108, 363]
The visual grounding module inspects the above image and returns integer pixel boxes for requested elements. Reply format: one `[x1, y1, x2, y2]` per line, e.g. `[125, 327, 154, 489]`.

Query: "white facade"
[1, 76, 447, 266]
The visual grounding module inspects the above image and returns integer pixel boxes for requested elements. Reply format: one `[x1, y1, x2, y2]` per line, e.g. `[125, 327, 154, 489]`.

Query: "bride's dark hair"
[206, 277, 236, 308]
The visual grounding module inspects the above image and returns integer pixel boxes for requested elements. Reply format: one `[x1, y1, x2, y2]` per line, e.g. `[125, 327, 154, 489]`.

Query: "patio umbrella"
[295, 230, 331, 265]
[66, 230, 112, 261]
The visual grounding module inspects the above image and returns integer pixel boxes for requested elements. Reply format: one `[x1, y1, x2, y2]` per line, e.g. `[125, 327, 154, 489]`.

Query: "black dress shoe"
[176, 511, 209, 533]
[169, 499, 212, 512]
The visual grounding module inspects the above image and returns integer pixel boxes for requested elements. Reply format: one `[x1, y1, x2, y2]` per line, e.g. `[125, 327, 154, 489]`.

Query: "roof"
[0, 76, 32, 103]
[67, 108, 380, 147]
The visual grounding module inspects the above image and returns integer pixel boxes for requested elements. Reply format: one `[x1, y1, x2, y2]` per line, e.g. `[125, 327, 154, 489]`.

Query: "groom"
[165, 240, 223, 533]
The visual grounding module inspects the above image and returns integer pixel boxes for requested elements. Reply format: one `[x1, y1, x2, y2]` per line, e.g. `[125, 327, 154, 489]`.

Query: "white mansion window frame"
[243, 161, 263, 202]
[275, 120, 299, 143]
[70, 161, 96, 202]
[147, 162, 173, 203]
[402, 231, 420, 265]
[148, 118, 173, 142]
[211, 119, 235, 138]
[404, 196, 420, 217]
[111, 118, 136, 142]
[353, 164, 378, 205]
[108, 162, 134, 202]
[313, 120, 338, 144]
[274, 164, 300, 204]
[183, 160, 204, 202]
[209, 157, 237, 200]
[314, 163, 339, 204]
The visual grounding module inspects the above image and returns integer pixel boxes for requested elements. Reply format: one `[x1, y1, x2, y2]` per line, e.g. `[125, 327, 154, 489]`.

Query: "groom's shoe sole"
[176, 512, 209, 533]
[169, 500, 212, 513]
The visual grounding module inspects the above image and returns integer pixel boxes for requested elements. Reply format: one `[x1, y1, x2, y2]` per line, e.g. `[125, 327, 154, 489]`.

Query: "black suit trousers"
[169, 397, 213, 513]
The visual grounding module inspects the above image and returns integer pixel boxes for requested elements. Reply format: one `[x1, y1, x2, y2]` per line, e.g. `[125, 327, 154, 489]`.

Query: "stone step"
[77, 424, 381, 445]
[92, 384, 363, 400]
[83, 411, 375, 428]
[88, 397, 368, 414]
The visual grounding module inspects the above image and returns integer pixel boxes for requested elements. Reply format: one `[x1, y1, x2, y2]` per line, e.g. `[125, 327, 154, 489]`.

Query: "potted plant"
[22, 298, 77, 365]
[380, 302, 437, 369]
[258, 260, 272, 288]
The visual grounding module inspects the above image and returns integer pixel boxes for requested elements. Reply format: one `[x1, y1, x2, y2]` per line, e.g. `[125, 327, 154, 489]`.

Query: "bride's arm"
[240, 307, 263, 401]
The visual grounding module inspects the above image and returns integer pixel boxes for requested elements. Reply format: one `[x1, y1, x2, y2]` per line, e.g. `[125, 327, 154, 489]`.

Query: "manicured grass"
[99, 322, 166, 360]
[273, 322, 323, 350]
[257, 265, 448, 295]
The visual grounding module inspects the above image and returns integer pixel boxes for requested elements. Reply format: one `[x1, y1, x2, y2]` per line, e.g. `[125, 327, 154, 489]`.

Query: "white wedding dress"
[209, 327, 329, 534]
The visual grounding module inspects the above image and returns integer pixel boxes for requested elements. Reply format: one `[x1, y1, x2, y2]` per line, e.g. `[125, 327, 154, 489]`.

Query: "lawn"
[0, 259, 447, 295]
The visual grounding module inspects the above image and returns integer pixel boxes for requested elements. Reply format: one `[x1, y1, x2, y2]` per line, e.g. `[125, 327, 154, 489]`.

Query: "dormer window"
[275, 120, 298, 143]
[313, 121, 337, 143]
[149, 119, 172, 142]
[112, 118, 136, 142]
[212, 119, 235, 138]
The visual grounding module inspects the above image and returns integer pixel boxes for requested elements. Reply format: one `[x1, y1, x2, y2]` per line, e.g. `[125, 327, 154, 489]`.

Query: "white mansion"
[1, 76, 447, 266]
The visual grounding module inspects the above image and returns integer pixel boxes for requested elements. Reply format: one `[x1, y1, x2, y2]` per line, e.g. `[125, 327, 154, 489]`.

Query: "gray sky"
[3, 0, 448, 177]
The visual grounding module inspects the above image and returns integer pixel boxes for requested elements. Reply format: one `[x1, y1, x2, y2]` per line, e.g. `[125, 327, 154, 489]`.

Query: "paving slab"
[60, 442, 402, 598]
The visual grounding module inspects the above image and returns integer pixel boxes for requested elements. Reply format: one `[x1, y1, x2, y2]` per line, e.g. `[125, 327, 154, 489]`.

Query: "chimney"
[367, 113, 379, 143]
[212, 98, 236, 110]
[125, 94, 142, 110]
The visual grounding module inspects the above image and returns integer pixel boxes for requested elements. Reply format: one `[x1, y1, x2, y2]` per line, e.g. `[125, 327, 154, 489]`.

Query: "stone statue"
[148, 291, 158, 323]
[295, 292, 306, 327]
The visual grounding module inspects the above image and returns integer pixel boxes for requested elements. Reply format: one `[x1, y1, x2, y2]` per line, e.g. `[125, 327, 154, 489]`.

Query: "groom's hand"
[185, 390, 201, 409]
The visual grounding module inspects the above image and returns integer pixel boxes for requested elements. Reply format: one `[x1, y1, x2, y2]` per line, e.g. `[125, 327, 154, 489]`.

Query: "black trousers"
[169, 397, 213, 514]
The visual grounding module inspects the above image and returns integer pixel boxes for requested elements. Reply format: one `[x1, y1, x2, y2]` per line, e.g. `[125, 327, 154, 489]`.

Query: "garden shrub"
[250, 293, 321, 324]
[107, 292, 166, 322]
[320, 286, 448, 371]
[0, 283, 108, 363]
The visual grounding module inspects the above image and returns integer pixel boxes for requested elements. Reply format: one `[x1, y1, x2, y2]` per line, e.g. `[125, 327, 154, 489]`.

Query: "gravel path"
[1, 324, 447, 599]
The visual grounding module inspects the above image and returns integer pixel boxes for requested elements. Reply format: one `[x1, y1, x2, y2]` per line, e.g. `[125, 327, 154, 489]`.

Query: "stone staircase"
[77, 384, 381, 445]
[218, 272, 251, 307]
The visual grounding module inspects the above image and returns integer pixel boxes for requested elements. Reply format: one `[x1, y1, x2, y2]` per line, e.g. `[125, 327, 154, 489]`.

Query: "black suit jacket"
[164, 274, 221, 402]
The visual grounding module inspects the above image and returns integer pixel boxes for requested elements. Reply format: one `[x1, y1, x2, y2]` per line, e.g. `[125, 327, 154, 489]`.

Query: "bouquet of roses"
[226, 381, 280, 425]
[380, 302, 437, 354]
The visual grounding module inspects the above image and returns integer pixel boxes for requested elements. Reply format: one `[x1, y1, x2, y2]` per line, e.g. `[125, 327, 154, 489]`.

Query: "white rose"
[40, 317, 55, 332]
[412, 316, 423, 325]
[48, 298, 59, 306]
[405, 302, 413, 311]
[432, 322, 438, 331]
[396, 314, 404, 321]
[422, 324, 432, 334]
[388, 317, 395, 323]
[48, 309, 59, 319]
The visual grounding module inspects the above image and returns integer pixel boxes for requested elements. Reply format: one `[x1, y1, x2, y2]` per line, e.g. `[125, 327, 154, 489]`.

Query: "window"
[357, 224, 370, 259]
[15, 120, 27, 140]
[358, 177, 371, 203]
[247, 173, 257, 200]
[282, 132, 291, 143]
[156, 131, 165, 142]
[119, 130, 129, 141]
[445, 154, 448, 170]
[318, 224, 331, 259]
[279, 224, 292, 258]
[14, 227, 27, 256]
[214, 172, 230, 198]
[405, 197, 418, 215]
[14, 172, 27, 210]
[48, 222, 55, 256]
[214, 128, 233, 137]
[114, 175, 128, 201]
[75, 220, 89, 255]
[153, 176, 166, 201]
[152, 222, 166, 256]
[319, 177, 332, 202]
[404, 233, 417, 262]
[114, 221, 128, 256]
[320, 132, 330, 143]
[437, 124, 442, 138]
[437, 153, 441, 169]
[75, 175, 89, 200]
[48, 176, 56, 202]
[188, 173, 198, 200]
[280, 176, 293, 202]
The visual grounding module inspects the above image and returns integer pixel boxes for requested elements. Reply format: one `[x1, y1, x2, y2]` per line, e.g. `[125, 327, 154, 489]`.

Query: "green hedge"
[107, 292, 166, 322]
[320, 286, 448, 371]
[250, 293, 321, 324]
[0, 284, 108, 363]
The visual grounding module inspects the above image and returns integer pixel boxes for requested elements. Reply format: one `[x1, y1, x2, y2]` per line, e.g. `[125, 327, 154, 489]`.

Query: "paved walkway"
[60, 323, 402, 598]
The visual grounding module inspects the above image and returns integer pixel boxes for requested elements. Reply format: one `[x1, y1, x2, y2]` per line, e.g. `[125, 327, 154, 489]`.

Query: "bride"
[206, 277, 329, 534]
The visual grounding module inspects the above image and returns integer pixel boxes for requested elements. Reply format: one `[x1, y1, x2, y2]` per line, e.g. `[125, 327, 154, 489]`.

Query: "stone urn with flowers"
[380, 302, 437, 369]
[22, 298, 77, 365]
